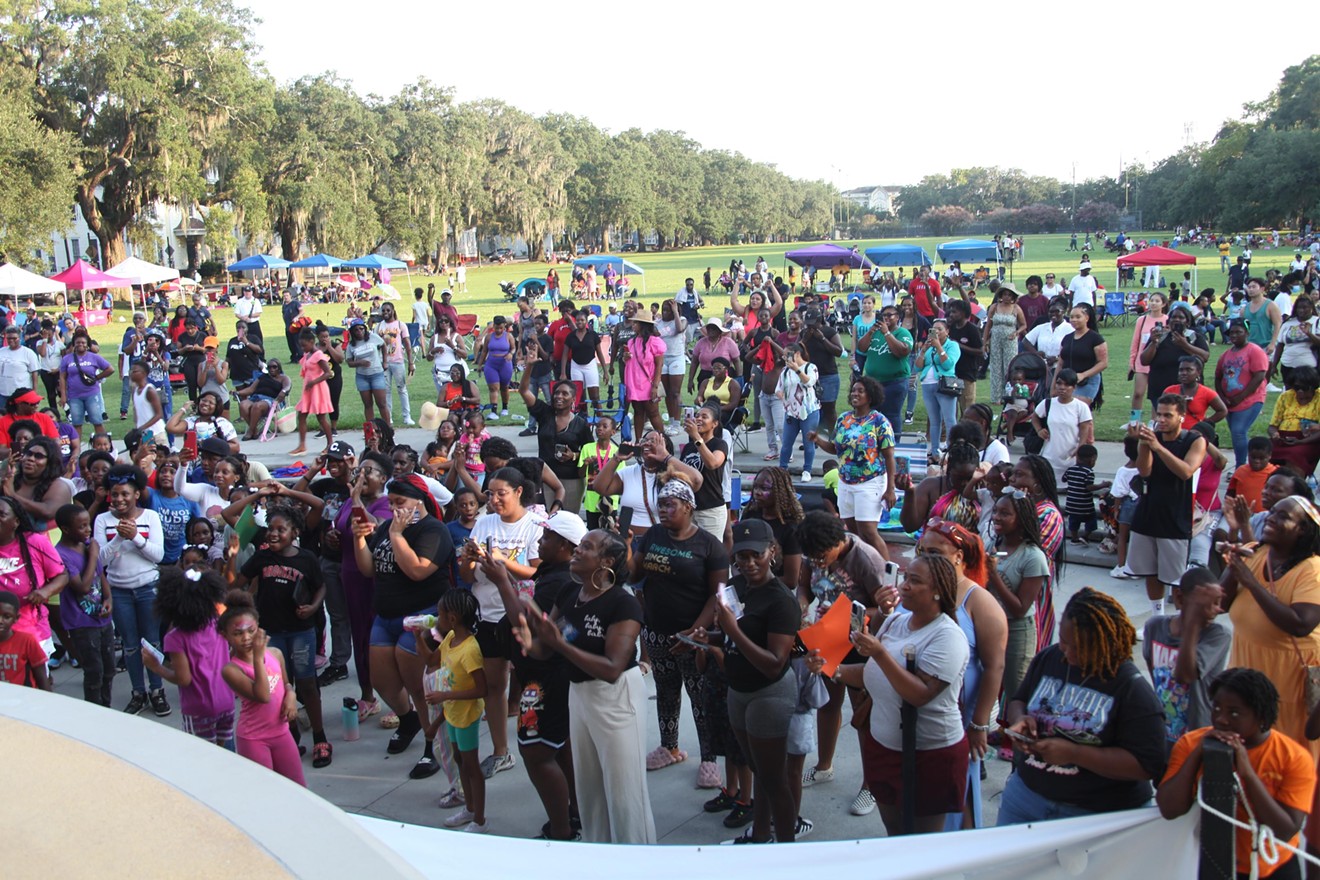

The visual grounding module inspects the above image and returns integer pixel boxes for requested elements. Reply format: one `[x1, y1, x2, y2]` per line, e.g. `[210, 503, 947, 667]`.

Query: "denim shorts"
[1118, 496, 1139, 525]
[817, 372, 841, 408]
[265, 629, 317, 680]
[355, 371, 388, 392]
[249, 394, 276, 407]
[370, 612, 428, 655]
[1075, 373, 1101, 401]
[68, 391, 106, 427]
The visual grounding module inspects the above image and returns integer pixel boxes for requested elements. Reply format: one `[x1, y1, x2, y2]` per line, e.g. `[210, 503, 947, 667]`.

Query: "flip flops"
[312, 741, 333, 768]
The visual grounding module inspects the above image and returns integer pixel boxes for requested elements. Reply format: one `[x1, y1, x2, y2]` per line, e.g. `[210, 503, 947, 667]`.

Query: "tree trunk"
[601, 227, 611, 252]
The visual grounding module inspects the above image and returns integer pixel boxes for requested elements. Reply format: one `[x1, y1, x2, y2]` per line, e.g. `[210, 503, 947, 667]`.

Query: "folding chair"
[723, 405, 750, 453]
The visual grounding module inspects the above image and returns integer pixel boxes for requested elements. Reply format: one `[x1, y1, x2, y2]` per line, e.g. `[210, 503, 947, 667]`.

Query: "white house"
[841, 185, 902, 215]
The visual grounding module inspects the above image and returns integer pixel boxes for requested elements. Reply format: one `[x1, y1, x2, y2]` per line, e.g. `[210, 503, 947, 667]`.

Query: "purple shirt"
[164, 622, 235, 717]
[55, 543, 110, 631]
[60, 352, 112, 399]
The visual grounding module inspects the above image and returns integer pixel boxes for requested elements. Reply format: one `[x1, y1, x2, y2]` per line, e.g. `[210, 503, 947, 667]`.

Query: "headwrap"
[658, 479, 696, 509]
[1283, 495, 1320, 529]
[387, 473, 440, 520]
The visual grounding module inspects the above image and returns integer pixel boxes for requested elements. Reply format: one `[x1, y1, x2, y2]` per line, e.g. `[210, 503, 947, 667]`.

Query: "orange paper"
[797, 599, 863, 677]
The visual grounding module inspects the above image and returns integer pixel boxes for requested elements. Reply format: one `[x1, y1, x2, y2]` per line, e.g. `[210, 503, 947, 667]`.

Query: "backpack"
[1022, 398, 1050, 455]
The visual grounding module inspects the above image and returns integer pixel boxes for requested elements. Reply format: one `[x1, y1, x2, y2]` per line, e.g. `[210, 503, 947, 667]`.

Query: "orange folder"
[798, 599, 865, 677]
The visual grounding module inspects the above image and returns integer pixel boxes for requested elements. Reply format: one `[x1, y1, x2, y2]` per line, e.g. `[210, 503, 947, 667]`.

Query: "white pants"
[693, 505, 728, 542]
[1143, 266, 1160, 288]
[569, 668, 657, 843]
[570, 359, 601, 389]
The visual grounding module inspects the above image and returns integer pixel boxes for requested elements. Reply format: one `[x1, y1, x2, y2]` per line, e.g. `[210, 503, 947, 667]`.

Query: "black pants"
[67, 624, 116, 706]
[181, 358, 203, 401]
[326, 371, 342, 422]
[40, 370, 60, 410]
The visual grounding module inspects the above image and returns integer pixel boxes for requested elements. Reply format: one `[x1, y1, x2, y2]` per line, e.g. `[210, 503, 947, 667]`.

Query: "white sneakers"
[1110, 565, 1136, 580]
[801, 470, 811, 483]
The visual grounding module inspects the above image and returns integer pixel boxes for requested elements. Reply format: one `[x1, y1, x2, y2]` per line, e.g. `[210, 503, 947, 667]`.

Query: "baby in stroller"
[1001, 366, 1033, 445]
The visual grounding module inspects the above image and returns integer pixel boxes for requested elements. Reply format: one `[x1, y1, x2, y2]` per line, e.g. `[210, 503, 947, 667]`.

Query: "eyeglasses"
[21, 450, 47, 460]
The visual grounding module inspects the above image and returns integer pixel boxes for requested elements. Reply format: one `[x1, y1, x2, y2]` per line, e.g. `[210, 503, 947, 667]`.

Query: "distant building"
[841, 185, 902, 215]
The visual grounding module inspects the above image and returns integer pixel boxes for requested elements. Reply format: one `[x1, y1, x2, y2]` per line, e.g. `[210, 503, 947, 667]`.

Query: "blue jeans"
[780, 411, 820, 473]
[1226, 402, 1264, 466]
[68, 391, 106, 428]
[111, 584, 163, 693]
[922, 382, 958, 457]
[879, 378, 907, 443]
[996, 772, 1101, 826]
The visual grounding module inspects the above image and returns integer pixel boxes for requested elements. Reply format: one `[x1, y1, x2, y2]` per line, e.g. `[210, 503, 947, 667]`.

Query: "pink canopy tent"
[1115, 246, 1197, 291]
[49, 260, 133, 311]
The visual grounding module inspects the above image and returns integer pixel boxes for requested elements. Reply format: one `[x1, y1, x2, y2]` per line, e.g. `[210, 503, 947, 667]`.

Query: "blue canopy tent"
[345, 254, 411, 290]
[288, 254, 346, 268]
[864, 244, 933, 268]
[572, 255, 645, 295]
[516, 277, 547, 300]
[227, 254, 291, 272]
[935, 239, 1001, 264]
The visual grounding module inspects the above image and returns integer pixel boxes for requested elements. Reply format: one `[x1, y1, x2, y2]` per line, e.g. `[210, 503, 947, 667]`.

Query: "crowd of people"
[4, 244, 1320, 868]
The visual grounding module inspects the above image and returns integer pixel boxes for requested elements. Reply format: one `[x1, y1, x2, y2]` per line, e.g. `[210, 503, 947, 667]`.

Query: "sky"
[250, 0, 1311, 189]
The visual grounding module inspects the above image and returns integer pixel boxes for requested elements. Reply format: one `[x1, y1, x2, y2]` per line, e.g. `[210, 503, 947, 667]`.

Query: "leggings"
[643, 628, 713, 762]
[238, 732, 307, 786]
[341, 565, 376, 693]
[484, 357, 514, 386]
[326, 370, 342, 422]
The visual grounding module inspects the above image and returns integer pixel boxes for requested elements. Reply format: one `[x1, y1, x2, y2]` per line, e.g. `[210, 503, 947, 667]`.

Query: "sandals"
[358, 699, 381, 722]
[380, 712, 400, 729]
[762, 452, 779, 461]
[312, 741, 333, 768]
[645, 745, 687, 771]
[409, 755, 441, 780]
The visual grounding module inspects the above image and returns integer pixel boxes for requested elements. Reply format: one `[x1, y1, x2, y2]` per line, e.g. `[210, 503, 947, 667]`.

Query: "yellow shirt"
[1270, 390, 1320, 432]
[1218, 242, 1231, 257]
[706, 376, 734, 405]
[435, 631, 484, 728]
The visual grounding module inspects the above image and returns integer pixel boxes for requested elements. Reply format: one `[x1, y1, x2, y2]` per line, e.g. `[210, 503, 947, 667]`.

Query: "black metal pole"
[1199, 737, 1236, 880]
[901, 646, 917, 835]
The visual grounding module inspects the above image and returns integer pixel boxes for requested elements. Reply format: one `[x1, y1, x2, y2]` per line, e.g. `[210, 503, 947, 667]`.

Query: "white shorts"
[662, 353, 687, 376]
[569, 360, 601, 389]
[837, 474, 888, 522]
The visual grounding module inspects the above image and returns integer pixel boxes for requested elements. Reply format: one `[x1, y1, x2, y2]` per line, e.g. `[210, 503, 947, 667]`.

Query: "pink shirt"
[0, 533, 64, 642]
[1216, 343, 1270, 411]
[164, 622, 234, 717]
[1128, 313, 1168, 373]
[232, 650, 290, 741]
[624, 335, 667, 401]
[692, 336, 739, 372]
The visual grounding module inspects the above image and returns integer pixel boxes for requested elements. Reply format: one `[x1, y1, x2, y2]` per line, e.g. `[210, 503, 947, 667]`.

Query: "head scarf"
[923, 518, 987, 586]
[387, 473, 440, 520]
[658, 479, 696, 509]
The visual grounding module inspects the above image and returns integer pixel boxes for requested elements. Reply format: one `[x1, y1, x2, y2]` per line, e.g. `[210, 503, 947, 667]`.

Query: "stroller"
[498, 281, 520, 302]
[995, 351, 1051, 444]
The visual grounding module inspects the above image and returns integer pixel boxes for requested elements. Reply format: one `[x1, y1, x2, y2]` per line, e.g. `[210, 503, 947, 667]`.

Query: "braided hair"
[946, 438, 981, 473]
[913, 554, 959, 620]
[368, 417, 395, 454]
[438, 587, 480, 631]
[1209, 668, 1279, 731]
[746, 467, 804, 525]
[1062, 588, 1136, 680]
[264, 501, 305, 538]
[1018, 454, 1061, 507]
[1001, 494, 1044, 550]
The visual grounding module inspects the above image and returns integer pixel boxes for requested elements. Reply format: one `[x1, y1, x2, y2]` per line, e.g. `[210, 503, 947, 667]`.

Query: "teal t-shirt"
[864, 326, 913, 383]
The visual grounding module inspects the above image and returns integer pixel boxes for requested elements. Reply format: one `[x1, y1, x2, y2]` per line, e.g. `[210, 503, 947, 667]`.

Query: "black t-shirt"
[366, 516, 454, 617]
[636, 525, 730, 634]
[802, 324, 841, 376]
[507, 560, 577, 685]
[949, 322, 983, 382]
[310, 477, 351, 561]
[1145, 330, 1208, 403]
[1059, 329, 1105, 377]
[176, 330, 206, 365]
[282, 301, 301, 329]
[740, 512, 803, 577]
[723, 577, 800, 692]
[1011, 646, 1167, 812]
[250, 372, 284, 399]
[528, 400, 592, 482]
[564, 329, 601, 366]
[240, 547, 324, 635]
[530, 332, 554, 380]
[555, 584, 644, 683]
[680, 437, 729, 512]
[1131, 430, 1199, 539]
[226, 337, 264, 386]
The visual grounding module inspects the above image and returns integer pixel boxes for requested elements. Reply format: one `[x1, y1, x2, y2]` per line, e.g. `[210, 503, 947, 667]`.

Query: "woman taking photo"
[915, 318, 960, 459]
[1221, 494, 1320, 760]
[1215, 320, 1271, 467]
[166, 391, 240, 453]
[689, 519, 801, 844]
[680, 403, 731, 540]
[590, 429, 703, 549]
[1139, 304, 1210, 417]
[350, 472, 455, 765]
[1059, 304, 1108, 407]
[822, 554, 969, 836]
[1267, 366, 1320, 476]
[477, 315, 516, 419]
[5, 436, 72, 530]
[516, 528, 654, 843]
[622, 310, 667, 441]
[776, 342, 820, 478]
[985, 493, 1051, 706]
[984, 284, 1027, 397]
[1128, 290, 1169, 420]
[1010, 454, 1066, 647]
[809, 376, 896, 556]
[345, 318, 390, 426]
[428, 315, 468, 395]
[999, 588, 1166, 825]
[519, 348, 593, 515]
[633, 480, 728, 787]
[314, 323, 344, 437]
[654, 299, 688, 433]
[1271, 291, 1320, 386]
[334, 452, 394, 718]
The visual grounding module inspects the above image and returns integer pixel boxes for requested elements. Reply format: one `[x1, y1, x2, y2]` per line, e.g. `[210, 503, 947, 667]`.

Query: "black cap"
[198, 436, 230, 457]
[326, 440, 355, 460]
[730, 519, 775, 554]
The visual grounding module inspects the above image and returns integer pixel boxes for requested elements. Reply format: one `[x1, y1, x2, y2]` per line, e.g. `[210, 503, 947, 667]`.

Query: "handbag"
[1267, 561, 1320, 713]
[936, 375, 965, 397]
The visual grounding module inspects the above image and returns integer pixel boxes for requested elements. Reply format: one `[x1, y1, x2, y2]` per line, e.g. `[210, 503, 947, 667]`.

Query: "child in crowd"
[1226, 436, 1276, 513]
[54, 505, 115, 705]
[578, 415, 618, 530]
[219, 590, 306, 786]
[186, 515, 223, 570]
[1001, 366, 1032, 446]
[145, 545, 234, 749]
[697, 625, 754, 830]
[785, 655, 828, 838]
[0, 590, 50, 690]
[1062, 444, 1110, 546]
[147, 456, 200, 566]
[1108, 437, 1143, 579]
[90, 432, 113, 455]
[420, 589, 488, 834]
[461, 411, 490, 478]
[820, 459, 840, 516]
[1142, 567, 1231, 749]
[447, 488, 481, 590]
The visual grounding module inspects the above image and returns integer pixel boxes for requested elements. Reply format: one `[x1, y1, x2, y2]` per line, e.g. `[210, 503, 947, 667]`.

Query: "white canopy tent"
[106, 256, 181, 286]
[0, 263, 67, 309]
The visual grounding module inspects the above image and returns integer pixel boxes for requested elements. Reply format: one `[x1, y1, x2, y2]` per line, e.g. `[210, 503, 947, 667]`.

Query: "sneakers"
[801, 766, 834, 787]
[904, 415, 915, 424]
[437, 787, 466, 809]
[443, 808, 475, 829]
[724, 801, 754, 828]
[723, 828, 771, 845]
[501, 409, 509, 417]
[664, 423, 681, 436]
[149, 688, 172, 717]
[518, 428, 537, 437]
[801, 470, 811, 484]
[1110, 565, 1136, 580]
[703, 790, 738, 813]
[1069, 537, 1088, 546]
[849, 787, 876, 816]
[463, 821, 488, 834]
[696, 760, 723, 789]
[794, 816, 814, 838]
[480, 752, 516, 779]
[124, 691, 148, 715]
[316, 664, 349, 687]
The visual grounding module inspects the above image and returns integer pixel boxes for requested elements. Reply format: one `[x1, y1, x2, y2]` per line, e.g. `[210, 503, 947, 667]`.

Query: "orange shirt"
[1227, 463, 1277, 513]
[1164, 727, 1315, 878]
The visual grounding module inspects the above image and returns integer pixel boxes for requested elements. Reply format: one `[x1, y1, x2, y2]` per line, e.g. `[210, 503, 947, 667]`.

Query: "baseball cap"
[13, 389, 42, 406]
[730, 519, 775, 554]
[203, 336, 220, 349]
[198, 436, 230, 456]
[537, 511, 588, 546]
[326, 440, 356, 460]
[1079, 261, 1092, 270]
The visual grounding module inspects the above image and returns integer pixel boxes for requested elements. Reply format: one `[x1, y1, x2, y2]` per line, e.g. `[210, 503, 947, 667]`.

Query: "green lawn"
[53, 232, 1292, 442]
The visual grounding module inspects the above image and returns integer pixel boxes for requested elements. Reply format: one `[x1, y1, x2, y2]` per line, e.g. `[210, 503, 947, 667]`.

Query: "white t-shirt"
[411, 301, 430, 327]
[1274, 292, 1294, 318]
[235, 297, 262, 322]
[655, 319, 686, 359]
[1111, 464, 1140, 501]
[617, 463, 662, 530]
[1067, 274, 1099, 308]
[1024, 320, 1072, 359]
[0, 345, 39, 395]
[864, 612, 968, 751]
[467, 511, 543, 623]
[1034, 396, 1093, 479]
[981, 438, 1011, 466]
[430, 340, 465, 380]
[1042, 283, 1067, 300]
[1276, 316, 1320, 368]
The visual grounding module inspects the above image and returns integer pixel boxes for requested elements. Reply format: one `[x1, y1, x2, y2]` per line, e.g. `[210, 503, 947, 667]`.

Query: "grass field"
[55, 232, 1297, 442]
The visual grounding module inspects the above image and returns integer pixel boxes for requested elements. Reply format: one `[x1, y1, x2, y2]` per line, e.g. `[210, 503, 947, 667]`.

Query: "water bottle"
[403, 614, 438, 631]
[342, 697, 360, 742]
[730, 469, 743, 513]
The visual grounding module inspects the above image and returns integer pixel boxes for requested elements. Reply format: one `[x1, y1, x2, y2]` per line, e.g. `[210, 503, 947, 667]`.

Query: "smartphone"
[673, 632, 714, 651]
[682, 405, 696, 420]
[485, 536, 494, 557]
[363, 421, 376, 444]
[351, 506, 371, 527]
[849, 600, 868, 634]
[183, 429, 198, 458]
[893, 455, 910, 482]
[1002, 728, 1037, 745]
[140, 638, 165, 665]
[555, 443, 572, 460]
[882, 561, 900, 591]
[617, 506, 634, 536]
[717, 584, 743, 619]
[617, 443, 639, 457]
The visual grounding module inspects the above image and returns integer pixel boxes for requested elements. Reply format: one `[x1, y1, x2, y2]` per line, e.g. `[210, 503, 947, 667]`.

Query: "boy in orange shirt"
[1226, 437, 1277, 513]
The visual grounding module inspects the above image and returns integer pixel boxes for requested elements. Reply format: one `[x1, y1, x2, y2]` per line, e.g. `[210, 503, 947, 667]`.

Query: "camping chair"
[1100, 291, 1130, 327]
[453, 314, 479, 338]
[723, 404, 750, 453]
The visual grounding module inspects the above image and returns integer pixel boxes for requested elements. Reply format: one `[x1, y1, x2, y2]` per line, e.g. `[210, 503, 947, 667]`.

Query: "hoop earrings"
[592, 567, 616, 593]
